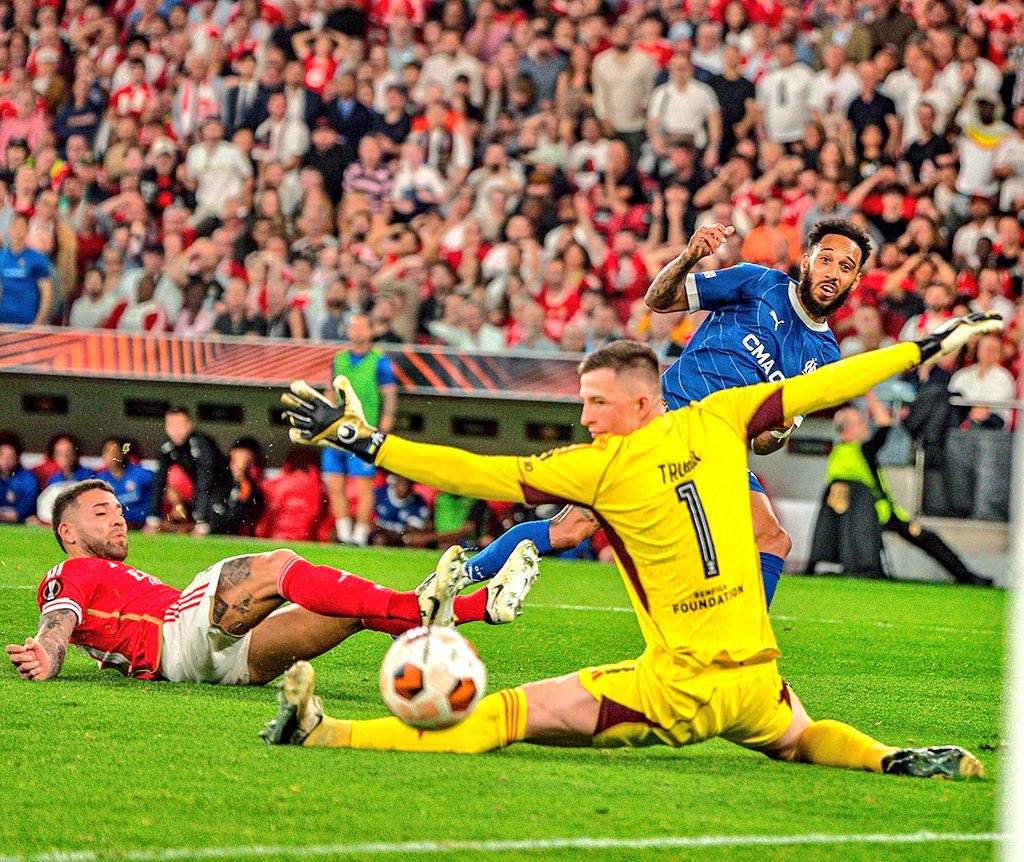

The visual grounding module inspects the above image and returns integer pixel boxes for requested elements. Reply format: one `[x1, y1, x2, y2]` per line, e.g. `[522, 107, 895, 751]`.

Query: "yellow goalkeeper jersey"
[378, 342, 921, 678]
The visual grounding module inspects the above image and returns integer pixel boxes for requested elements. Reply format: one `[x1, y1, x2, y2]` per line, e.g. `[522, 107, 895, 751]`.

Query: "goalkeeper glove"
[916, 312, 1003, 366]
[281, 376, 387, 463]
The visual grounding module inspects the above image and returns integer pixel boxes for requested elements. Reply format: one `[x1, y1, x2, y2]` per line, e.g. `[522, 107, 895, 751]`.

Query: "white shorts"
[160, 557, 253, 685]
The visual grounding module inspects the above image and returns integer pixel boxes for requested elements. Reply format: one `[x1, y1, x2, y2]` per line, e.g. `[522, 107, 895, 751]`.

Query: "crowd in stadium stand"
[0, 0, 1023, 540]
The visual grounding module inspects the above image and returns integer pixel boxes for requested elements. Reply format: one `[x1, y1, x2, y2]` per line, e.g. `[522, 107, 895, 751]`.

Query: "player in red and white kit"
[6, 480, 539, 685]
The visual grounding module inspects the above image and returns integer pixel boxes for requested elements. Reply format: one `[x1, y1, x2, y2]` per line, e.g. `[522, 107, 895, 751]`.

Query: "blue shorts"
[321, 447, 377, 479]
[748, 471, 766, 495]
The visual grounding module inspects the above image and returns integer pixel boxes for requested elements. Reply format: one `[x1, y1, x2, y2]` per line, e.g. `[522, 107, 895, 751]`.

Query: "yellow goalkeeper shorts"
[577, 653, 793, 751]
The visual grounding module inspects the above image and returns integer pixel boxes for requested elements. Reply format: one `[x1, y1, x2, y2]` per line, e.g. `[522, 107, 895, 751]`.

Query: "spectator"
[756, 41, 813, 146]
[252, 91, 309, 175]
[255, 446, 327, 542]
[519, 27, 566, 107]
[105, 274, 169, 332]
[373, 473, 432, 547]
[949, 332, 1016, 429]
[172, 53, 225, 143]
[415, 29, 483, 107]
[430, 299, 506, 350]
[343, 135, 394, 216]
[223, 51, 262, 135]
[707, 44, 756, 163]
[44, 433, 92, 487]
[93, 437, 154, 528]
[943, 332, 1016, 521]
[323, 314, 398, 546]
[646, 54, 722, 172]
[146, 406, 231, 535]
[69, 267, 118, 329]
[818, 0, 873, 65]
[391, 140, 447, 219]
[0, 431, 38, 524]
[591, 23, 658, 161]
[208, 439, 266, 536]
[0, 213, 54, 326]
[328, 71, 376, 148]
[184, 117, 252, 226]
[174, 279, 217, 337]
[741, 196, 801, 269]
[899, 282, 955, 342]
[840, 304, 895, 358]
[215, 276, 267, 337]
[970, 268, 1015, 327]
[847, 60, 899, 157]
[954, 93, 1012, 203]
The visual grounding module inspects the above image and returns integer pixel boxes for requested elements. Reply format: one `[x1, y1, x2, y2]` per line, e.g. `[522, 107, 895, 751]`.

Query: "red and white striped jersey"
[37, 558, 183, 678]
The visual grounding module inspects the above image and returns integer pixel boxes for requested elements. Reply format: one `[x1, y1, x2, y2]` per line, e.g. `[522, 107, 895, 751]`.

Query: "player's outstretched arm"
[5, 610, 76, 681]
[744, 313, 1004, 436]
[645, 223, 735, 312]
[282, 377, 605, 505]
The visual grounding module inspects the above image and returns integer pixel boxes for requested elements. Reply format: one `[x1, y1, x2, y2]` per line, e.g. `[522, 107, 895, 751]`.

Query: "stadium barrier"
[0, 326, 591, 462]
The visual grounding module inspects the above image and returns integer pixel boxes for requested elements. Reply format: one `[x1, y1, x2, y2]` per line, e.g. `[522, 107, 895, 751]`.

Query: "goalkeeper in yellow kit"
[263, 314, 999, 779]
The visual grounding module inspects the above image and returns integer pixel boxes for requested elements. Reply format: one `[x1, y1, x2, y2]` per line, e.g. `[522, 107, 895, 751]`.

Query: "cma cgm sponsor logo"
[43, 578, 63, 601]
[673, 583, 744, 614]
[742, 334, 785, 382]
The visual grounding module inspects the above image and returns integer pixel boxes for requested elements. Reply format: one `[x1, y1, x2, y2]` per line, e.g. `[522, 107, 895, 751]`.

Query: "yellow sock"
[795, 719, 899, 773]
[304, 688, 528, 753]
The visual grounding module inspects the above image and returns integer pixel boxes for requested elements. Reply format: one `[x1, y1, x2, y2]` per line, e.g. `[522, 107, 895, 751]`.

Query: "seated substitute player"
[454, 218, 868, 607]
[5, 479, 538, 685]
[266, 317, 998, 778]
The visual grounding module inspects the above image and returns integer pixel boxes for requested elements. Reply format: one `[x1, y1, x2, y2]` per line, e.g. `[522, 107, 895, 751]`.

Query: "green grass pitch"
[0, 525, 1007, 862]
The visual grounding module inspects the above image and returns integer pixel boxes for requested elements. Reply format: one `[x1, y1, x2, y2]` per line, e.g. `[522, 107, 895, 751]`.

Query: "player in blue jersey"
[94, 437, 155, 527]
[448, 218, 871, 609]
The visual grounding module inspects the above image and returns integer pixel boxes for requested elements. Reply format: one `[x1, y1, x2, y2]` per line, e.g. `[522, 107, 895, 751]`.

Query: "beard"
[81, 534, 128, 561]
[797, 267, 850, 318]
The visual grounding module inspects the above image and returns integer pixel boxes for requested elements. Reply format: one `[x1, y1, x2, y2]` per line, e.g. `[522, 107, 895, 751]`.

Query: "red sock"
[361, 590, 488, 636]
[277, 556, 420, 620]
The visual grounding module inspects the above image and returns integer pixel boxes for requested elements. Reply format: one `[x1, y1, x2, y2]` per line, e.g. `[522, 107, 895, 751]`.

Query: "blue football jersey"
[95, 462, 155, 525]
[662, 263, 840, 409]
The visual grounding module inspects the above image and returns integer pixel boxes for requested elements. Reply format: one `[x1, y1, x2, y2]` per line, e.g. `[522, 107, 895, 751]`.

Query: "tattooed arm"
[645, 223, 735, 313]
[5, 610, 76, 680]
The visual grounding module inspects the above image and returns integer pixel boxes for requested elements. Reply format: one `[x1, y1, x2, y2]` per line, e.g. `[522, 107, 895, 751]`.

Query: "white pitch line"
[0, 592, 1001, 636]
[0, 584, 35, 589]
[0, 831, 1003, 862]
[532, 603, 1001, 637]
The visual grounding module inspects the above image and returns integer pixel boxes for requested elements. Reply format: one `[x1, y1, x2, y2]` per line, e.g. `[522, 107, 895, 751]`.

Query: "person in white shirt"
[414, 29, 484, 106]
[969, 268, 1016, 329]
[994, 105, 1024, 212]
[690, 22, 725, 76]
[252, 91, 309, 174]
[646, 54, 721, 169]
[949, 332, 1016, 428]
[565, 116, 610, 194]
[68, 267, 118, 329]
[893, 53, 952, 150]
[936, 33, 1002, 105]
[391, 140, 448, 217]
[591, 23, 658, 157]
[809, 45, 863, 130]
[428, 300, 505, 350]
[756, 41, 813, 145]
[184, 118, 253, 224]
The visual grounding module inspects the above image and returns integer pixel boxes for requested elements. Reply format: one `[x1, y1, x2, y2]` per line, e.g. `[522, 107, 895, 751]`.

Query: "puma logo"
[769, 310, 785, 331]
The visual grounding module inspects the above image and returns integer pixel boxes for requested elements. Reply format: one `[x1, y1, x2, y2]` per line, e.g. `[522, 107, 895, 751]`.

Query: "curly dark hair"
[807, 218, 873, 270]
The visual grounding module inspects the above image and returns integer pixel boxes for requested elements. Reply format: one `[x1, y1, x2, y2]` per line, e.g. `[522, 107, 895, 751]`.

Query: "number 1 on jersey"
[675, 481, 720, 579]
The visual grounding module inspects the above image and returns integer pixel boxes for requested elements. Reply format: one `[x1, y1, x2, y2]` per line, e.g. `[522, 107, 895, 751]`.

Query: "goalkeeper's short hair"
[579, 340, 661, 387]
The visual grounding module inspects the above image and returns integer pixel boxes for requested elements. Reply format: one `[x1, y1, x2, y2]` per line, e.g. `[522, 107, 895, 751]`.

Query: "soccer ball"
[379, 626, 486, 730]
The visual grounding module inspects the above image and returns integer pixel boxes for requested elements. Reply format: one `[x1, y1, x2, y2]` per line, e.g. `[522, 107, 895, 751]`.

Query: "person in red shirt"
[5, 480, 537, 685]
